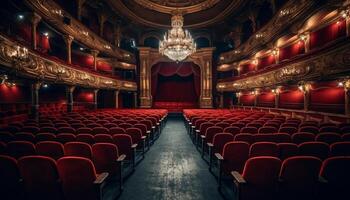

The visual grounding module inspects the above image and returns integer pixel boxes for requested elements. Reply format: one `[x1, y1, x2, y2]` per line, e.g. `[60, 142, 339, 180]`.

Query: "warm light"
[299, 33, 307, 41]
[159, 14, 196, 61]
[80, 47, 84, 51]
[43, 32, 49, 37]
[236, 92, 241, 97]
[42, 84, 48, 88]
[272, 49, 278, 55]
[341, 9, 350, 19]
[18, 14, 24, 20]
[338, 82, 344, 87]
[255, 33, 264, 39]
[298, 85, 304, 91]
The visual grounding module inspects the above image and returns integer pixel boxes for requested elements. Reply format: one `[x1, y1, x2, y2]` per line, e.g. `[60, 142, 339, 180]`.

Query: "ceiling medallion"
[159, 14, 196, 61]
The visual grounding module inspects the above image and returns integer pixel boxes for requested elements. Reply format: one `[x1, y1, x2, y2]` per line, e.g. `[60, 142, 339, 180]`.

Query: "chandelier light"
[159, 14, 196, 62]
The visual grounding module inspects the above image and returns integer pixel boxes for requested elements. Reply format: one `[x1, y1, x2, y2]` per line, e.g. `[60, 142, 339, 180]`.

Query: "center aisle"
[119, 116, 223, 200]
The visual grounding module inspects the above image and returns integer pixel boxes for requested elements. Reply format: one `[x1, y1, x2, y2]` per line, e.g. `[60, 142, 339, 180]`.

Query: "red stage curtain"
[309, 82, 345, 114]
[258, 55, 276, 70]
[310, 20, 346, 49]
[151, 62, 200, 103]
[240, 94, 255, 106]
[257, 92, 275, 107]
[240, 63, 256, 75]
[279, 88, 304, 109]
[279, 41, 305, 61]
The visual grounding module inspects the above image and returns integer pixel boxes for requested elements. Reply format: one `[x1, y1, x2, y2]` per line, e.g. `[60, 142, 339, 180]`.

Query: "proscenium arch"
[138, 47, 215, 108]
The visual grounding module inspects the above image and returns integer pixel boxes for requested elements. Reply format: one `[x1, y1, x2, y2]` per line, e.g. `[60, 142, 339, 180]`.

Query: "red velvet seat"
[221, 141, 250, 174]
[94, 134, 113, 143]
[64, 142, 92, 159]
[241, 127, 258, 134]
[35, 133, 56, 142]
[258, 126, 277, 134]
[215, 122, 230, 130]
[113, 134, 134, 162]
[277, 143, 299, 160]
[280, 123, 299, 128]
[232, 156, 281, 200]
[70, 123, 85, 129]
[319, 156, 350, 200]
[223, 126, 241, 136]
[234, 133, 254, 144]
[39, 127, 57, 134]
[76, 134, 95, 145]
[278, 127, 298, 135]
[92, 127, 109, 135]
[0, 132, 14, 143]
[246, 123, 262, 129]
[0, 141, 6, 154]
[119, 123, 133, 130]
[279, 156, 322, 200]
[36, 141, 64, 160]
[292, 132, 315, 144]
[212, 133, 234, 154]
[92, 143, 123, 178]
[56, 133, 76, 144]
[109, 127, 126, 135]
[315, 132, 341, 144]
[330, 142, 350, 156]
[298, 142, 329, 160]
[21, 126, 40, 134]
[76, 127, 93, 135]
[6, 141, 36, 159]
[341, 126, 350, 134]
[0, 155, 22, 200]
[18, 156, 61, 200]
[298, 126, 319, 134]
[57, 157, 108, 200]
[319, 126, 340, 134]
[249, 142, 279, 157]
[231, 123, 245, 129]
[14, 132, 35, 143]
[57, 127, 75, 134]
[103, 123, 117, 129]
[342, 133, 350, 141]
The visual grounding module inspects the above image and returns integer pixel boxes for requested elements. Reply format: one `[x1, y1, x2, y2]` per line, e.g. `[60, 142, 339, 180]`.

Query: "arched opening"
[151, 62, 200, 111]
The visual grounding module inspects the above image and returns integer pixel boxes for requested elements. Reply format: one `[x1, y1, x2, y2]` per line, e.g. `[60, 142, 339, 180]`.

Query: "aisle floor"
[118, 117, 224, 200]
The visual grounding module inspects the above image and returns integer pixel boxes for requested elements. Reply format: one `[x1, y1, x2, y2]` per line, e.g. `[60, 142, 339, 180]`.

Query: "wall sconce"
[82, 31, 89, 37]
[340, 8, 350, 19]
[234, 50, 241, 54]
[0, 75, 8, 84]
[236, 66, 241, 72]
[298, 82, 311, 92]
[272, 48, 278, 56]
[255, 33, 264, 39]
[252, 59, 258, 65]
[299, 33, 308, 42]
[9, 46, 28, 60]
[218, 84, 225, 89]
[236, 92, 241, 97]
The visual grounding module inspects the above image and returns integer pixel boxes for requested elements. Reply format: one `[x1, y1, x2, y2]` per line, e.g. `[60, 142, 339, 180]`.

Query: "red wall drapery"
[279, 41, 305, 61]
[240, 63, 256, 75]
[240, 94, 255, 106]
[310, 20, 346, 49]
[257, 92, 275, 107]
[258, 55, 276, 70]
[151, 62, 200, 103]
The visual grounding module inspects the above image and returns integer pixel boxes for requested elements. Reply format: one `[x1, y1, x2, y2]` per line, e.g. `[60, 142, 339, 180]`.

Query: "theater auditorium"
[0, 0, 349, 200]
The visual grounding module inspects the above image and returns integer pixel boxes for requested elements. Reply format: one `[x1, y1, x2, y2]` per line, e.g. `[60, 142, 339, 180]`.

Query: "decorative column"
[302, 33, 310, 53]
[219, 92, 224, 108]
[275, 92, 280, 108]
[66, 86, 75, 112]
[91, 50, 99, 71]
[98, 14, 107, 37]
[303, 89, 310, 111]
[31, 82, 40, 120]
[346, 15, 350, 37]
[254, 93, 258, 107]
[114, 22, 121, 47]
[114, 90, 119, 109]
[344, 81, 350, 116]
[274, 48, 280, 64]
[30, 12, 41, 50]
[63, 35, 74, 64]
[138, 47, 152, 108]
[237, 93, 241, 105]
[93, 89, 99, 110]
[133, 92, 138, 108]
[76, 0, 86, 21]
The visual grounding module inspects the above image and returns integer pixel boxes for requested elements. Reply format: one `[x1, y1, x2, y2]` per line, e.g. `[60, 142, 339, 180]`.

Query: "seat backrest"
[57, 157, 97, 200]
[292, 132, 315, 144]
[94, 134, 113, 143]
[298, 126, 319, 134]
[119, 123, 133, 130]
[241, 157, 281, 200]
[258, 126, 278, 134]
[241, 127, 258, 134]
[109, 127, 126, 135]
[320, 156, 350, 187]
[57, 127, 75, 134]
[215, 122, 230, 129]
[18, 156, 60, 199]
[319, 126, 341, 134]
[249, 142, 279, 157]
[199, 122, 215, 136]
[76, 134, 95, 145]
[36, 141, 64, 160]
[6, 141, 36, 159]
[92, 127, 109, 135]
[222, 141, 250, 174]
[223, 126, 241, 136]
[315, 133, 341, 144]
[330, 142, 350, 156]
[205, 126, 223, 143]
[14, 133, 35, 143]
[112, 134, 133, 160]
[56, 133, 76, 144]
[0, 155, 20, 197]
[212, 133, 234, 154]
[35, 133, 56, 143]
[125, 128, 142, 144]
[298, 142, 330, 160]
[234, 133, 254, 144]
[279, 127, 298, 135]
[92, 143, 119, 174]
[76, 128, 92, 135]
[64, 142, 92, 159]
[279, 156, 322, 198]
[277, 143, 299, 160]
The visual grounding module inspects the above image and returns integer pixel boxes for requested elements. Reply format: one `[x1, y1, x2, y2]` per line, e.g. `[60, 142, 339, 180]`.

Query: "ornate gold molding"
[24, 0, 135, 63]
[219, 0, 344, 65]
[0, 35, 137, 91]
[217, 41, 350, 91]
[134, 0, 220, 14]
[138, 47, 215, 108]
[97, 57, 136, 70]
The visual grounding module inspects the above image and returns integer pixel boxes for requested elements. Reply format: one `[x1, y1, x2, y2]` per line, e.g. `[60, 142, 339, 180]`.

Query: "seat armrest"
[146, 130, 151, 134]
[319, 176, 328, 184]
[191, 126, 195, 128]
[141, 136, 146, 140]
[94, 172, 109, 185]
[195, 130, 200, 133]
[207, 143, 213, 147]
[131, 144, 138, 149]
[231, 171, 246, 185]
[215, 153, 223, 160]
[200, 135, 205, 139]
[117, 154, 126, 162]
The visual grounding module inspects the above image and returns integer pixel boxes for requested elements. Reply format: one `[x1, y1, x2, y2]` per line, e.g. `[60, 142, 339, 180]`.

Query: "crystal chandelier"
[159, 14, 196, 61]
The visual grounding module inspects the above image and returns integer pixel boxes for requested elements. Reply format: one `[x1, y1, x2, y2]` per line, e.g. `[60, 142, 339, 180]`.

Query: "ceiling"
[105, 0, 246, 29]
